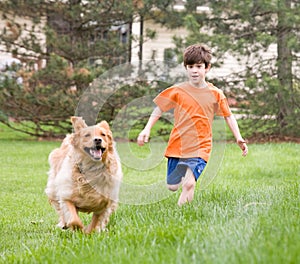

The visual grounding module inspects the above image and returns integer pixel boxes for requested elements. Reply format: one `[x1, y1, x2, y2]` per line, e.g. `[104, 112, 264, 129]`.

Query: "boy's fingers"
[241, 143, 248, 156]
[137, 133, 149, 146]
[236, 139, 248, 156]
[237, 139, 246, 144]
[137, 135, 142, 145]
[137, 138, 144, 146]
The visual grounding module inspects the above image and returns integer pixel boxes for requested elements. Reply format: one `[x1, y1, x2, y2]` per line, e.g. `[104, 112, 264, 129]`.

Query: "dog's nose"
[94, 138, 102, 144]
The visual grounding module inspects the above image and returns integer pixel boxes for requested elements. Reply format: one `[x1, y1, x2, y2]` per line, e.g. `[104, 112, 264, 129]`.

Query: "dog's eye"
[101, 133, 106, 137]
[84, 133, 91, 137]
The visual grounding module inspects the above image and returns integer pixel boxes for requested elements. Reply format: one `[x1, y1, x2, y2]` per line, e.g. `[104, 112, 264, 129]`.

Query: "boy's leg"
[167, 183, 180, 192]
[177, 167, 196, 206]
[166, 157, 183, 192]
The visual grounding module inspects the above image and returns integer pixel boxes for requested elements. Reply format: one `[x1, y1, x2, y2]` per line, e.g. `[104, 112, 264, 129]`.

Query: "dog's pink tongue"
[94, 150, 102, 159]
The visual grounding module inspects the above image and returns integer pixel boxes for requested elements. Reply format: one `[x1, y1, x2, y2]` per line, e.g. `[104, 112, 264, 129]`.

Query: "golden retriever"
[45, 116, 122, 233]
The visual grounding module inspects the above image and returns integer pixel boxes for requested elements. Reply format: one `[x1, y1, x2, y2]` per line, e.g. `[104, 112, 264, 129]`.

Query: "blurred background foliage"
[0, 0, 299, 140]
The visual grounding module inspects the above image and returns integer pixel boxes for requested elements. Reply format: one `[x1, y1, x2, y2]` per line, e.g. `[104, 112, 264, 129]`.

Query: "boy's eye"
[187, 64, 204, 68]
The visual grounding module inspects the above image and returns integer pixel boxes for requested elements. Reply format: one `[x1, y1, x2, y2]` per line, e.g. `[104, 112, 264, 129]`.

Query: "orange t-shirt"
[153, 82, 232, 162]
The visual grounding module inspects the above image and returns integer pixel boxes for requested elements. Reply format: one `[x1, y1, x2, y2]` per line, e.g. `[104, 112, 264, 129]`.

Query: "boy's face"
[186, 63, 210, 87]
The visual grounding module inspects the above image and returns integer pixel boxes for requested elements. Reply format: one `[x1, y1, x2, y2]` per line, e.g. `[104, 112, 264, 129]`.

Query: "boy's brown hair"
[183, 44, 212, 69]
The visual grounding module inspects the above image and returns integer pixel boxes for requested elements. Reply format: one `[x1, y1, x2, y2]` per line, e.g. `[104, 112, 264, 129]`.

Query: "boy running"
[137, 44, 248, 206]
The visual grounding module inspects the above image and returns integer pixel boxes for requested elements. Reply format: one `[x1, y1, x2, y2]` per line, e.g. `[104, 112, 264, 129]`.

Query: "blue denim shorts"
[167, 157, 207, 185]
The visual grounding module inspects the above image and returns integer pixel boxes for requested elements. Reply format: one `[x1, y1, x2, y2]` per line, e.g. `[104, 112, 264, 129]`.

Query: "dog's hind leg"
[85, 206, 115, 234]
[84, 213, 101, 234]
[61, 200, 83, 230]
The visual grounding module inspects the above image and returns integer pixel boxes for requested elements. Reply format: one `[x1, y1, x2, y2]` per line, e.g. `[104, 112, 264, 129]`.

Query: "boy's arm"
[137, 106, 163, 146]
[224, 114, 248, 156]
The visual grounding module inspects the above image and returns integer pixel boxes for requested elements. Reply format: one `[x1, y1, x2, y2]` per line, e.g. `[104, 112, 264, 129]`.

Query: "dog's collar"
[75, 162, 105, 174]
[76, 163, 84, 174]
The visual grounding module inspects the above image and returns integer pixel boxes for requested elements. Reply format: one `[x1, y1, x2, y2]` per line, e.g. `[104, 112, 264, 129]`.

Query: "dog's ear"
[97, 120, 110, 131]
[98, 120, 114, 150]
[71, 116, 87, 132]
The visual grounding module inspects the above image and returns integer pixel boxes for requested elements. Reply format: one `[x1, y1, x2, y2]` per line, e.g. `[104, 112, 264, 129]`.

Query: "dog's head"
[70, 116, 113, 161]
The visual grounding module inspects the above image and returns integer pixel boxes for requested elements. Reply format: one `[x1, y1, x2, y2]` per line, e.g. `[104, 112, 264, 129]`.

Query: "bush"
[0, 55, 92, 138]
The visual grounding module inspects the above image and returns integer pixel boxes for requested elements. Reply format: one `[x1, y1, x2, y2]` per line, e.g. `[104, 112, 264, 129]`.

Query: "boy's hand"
[137, 129, 150, 146]
[237, 139, 248, 157]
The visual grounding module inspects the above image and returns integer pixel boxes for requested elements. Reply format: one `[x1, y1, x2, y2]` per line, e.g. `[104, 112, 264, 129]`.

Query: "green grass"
[0, 125, 300, 264]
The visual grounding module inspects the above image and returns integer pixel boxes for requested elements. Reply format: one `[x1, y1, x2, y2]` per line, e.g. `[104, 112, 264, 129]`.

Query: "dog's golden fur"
[45, 116, 122, 233]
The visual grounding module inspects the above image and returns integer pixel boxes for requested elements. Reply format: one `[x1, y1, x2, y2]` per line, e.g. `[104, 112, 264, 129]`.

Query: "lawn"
[0, 125, 299, 264]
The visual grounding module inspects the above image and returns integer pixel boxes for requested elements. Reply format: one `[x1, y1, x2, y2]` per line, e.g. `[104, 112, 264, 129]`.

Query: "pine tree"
[0, 0, 174, 138]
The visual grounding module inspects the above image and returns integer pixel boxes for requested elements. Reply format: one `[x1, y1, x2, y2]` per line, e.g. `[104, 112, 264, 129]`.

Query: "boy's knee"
[167, 184, 180, 192]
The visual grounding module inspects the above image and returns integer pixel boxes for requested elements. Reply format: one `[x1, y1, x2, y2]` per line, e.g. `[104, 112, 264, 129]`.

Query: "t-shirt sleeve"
[214, 89, 232, 117]
[153, 87, 177, 112]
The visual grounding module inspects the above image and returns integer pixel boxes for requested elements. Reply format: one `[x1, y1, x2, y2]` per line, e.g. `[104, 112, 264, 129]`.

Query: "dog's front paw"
[67, 219, 84, 231]
[83, 223, 107, 234]
[83, 226, 92, 234]
[57, 221, 68, 229]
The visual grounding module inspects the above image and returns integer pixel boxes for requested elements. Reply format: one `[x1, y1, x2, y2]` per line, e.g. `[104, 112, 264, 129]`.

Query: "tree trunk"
[276, 0, 293, 131]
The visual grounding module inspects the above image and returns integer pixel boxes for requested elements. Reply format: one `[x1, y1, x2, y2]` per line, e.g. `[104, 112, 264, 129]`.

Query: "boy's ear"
[205, 64, 211, 72]
[71, 116, 87, 132]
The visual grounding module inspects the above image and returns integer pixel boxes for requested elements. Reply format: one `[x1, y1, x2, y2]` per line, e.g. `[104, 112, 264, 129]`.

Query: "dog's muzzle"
[84, 138, 106, 160]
